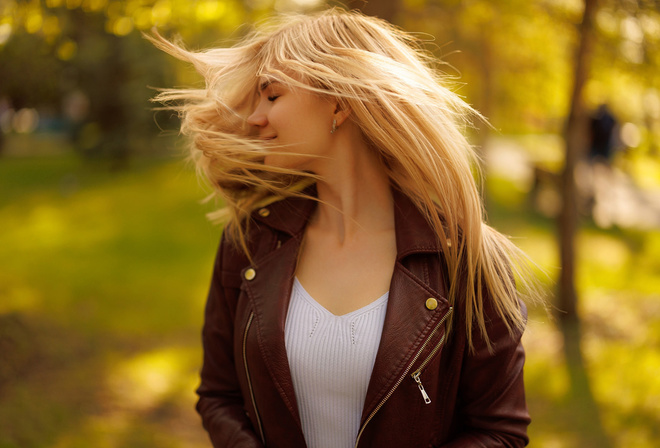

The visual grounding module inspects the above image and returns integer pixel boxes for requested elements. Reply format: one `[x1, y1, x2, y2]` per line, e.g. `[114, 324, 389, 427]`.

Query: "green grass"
[0, 154, 217, 448]
[0, 153, 659, 447]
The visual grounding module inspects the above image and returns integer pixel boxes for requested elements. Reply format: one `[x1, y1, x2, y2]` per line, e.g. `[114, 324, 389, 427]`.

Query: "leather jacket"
[196, 187, 530, 448]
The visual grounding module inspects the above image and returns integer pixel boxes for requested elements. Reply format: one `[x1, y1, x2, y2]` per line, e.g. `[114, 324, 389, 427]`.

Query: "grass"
[0, 154, 216, 448]
[1, 151, 659, 447]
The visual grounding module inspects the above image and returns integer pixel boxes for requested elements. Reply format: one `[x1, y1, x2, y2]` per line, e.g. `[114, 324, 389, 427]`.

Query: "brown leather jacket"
[196, 188, 530, 448]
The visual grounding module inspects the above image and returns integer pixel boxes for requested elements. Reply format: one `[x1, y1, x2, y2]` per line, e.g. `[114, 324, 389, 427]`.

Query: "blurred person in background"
[588, 103, 618, 164]
[152, 9, 541, 448]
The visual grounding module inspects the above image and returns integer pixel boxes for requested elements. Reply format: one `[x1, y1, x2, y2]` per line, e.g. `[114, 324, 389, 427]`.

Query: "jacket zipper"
[243, 312, 265, 445]
[410, 306, 453, 404]
[410, 329, 448, 405]
[354, 306, 453, 447]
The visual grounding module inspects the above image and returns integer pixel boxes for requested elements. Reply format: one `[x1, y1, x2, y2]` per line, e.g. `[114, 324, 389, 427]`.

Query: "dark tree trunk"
[559, 0, 598, 325]
[558, 0, 611, 445]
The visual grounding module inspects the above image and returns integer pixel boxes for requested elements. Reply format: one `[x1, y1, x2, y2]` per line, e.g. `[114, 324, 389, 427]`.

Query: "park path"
[485, 136, 660, 230]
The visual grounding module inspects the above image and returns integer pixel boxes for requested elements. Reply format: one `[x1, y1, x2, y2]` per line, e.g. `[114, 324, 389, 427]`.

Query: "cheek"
[297, 123, 332, 154]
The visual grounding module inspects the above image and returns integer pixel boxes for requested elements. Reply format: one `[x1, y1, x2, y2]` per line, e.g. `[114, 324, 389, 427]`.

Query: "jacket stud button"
[425, 298, 438, 310]
[258, 208, 270, 217]
[244, 268, 256, 281]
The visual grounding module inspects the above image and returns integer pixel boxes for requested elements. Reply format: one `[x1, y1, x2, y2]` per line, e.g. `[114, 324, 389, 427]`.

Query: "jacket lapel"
[243, 235, 304, 425]
[241, 190, 318, 428]
[361, 188, 450, 422]
[360, 262, 450, 421]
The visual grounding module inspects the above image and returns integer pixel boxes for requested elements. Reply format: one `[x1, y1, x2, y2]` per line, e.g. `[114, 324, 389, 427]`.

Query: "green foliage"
[399, 0, 660, 139]
[1, 0, 659, 152]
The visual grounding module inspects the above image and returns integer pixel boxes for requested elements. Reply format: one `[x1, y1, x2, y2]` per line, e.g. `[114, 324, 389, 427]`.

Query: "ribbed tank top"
[284, 278, 388, 448]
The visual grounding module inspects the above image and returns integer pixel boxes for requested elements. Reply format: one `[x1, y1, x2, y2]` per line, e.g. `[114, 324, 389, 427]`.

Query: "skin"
[247, 81, 397, 315]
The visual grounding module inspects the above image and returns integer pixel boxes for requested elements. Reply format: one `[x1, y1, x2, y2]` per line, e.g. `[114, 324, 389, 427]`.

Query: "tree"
[0, 0, 254, 163]
[557, 0, 612, 445]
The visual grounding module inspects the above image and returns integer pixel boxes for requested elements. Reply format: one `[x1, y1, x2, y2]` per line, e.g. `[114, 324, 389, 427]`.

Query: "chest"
[294, 228, 397, 316]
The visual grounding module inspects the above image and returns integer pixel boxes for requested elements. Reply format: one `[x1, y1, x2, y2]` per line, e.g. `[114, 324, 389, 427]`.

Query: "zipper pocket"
[354, 306, 453, 447]
[243, 312, 265, 444]
[409, 306, 453, 405]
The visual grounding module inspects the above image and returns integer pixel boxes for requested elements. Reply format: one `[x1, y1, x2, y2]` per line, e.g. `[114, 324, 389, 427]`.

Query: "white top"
[284, 278, 388, 448]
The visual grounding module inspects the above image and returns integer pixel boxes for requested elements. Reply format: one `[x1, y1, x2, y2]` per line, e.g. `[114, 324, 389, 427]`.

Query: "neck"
[310, 128, 394, 244]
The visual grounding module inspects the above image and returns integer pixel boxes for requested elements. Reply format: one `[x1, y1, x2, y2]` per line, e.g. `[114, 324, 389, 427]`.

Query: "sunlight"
[107, 346, 198, 411]
[0, 196, 117, 256]
[579, 234, 630, 270]
[42, 15, 61, 39]
[24, 10, 43, 34]
[110, 16, 134, 36]
[151, 0, 172, 26]
[82, 0, 108, 13]
[56, 39, 77, 61]
[523, 320, 568, 400]
[0, 23, 11, 46]
[196, 0, 226, 22]
[132, 6, 153, 30]
[27, 205, 67, 248]
[640, 13, 660, 40]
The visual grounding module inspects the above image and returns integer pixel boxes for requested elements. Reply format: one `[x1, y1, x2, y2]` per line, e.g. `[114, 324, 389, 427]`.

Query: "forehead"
[255, 70, 285, 94]
[256, 67, 309, 92]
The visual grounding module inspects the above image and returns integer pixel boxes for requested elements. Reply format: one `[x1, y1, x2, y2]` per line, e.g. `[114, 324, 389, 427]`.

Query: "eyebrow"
[258, 80, 279, 92]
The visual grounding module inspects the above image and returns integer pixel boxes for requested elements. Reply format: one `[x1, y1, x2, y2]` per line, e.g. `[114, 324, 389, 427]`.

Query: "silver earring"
[331, 119, 337, 134]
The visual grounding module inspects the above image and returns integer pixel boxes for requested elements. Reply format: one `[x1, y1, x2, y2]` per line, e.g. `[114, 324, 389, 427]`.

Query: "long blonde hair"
[150, 8, 542, 351]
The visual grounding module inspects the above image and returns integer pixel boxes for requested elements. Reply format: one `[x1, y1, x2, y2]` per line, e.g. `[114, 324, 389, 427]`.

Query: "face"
[247, 80, 337, 171]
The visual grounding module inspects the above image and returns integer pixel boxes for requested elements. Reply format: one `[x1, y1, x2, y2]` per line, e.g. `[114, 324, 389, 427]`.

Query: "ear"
[333, 101, 352, 127]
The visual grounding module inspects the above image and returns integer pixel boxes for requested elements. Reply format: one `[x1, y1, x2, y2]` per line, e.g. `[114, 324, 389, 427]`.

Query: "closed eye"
[267, 95, 280, 102]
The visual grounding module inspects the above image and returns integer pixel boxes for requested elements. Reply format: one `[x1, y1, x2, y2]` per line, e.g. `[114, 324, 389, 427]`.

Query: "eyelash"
[267, 95, 279, 102]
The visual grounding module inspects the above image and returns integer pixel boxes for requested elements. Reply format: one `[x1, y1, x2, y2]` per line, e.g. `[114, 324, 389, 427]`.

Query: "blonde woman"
[152, 9, 540, 448]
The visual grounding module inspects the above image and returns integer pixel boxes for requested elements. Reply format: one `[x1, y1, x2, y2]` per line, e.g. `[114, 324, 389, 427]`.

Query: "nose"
[247, 102, 267, 128]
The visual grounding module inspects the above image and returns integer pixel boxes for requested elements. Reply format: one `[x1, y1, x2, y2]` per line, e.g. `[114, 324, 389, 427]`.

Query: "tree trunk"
[559, 0, 597, 330]
[559, 0, 611, 445]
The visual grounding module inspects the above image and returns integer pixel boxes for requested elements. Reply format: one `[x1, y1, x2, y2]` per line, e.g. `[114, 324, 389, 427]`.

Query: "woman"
[152, 9, 541, 447]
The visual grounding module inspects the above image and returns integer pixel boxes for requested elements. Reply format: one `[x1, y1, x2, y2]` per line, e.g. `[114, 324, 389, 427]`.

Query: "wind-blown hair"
[150, 8, 542, 351]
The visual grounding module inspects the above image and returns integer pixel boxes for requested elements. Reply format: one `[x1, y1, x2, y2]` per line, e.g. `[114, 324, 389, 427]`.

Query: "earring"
[331, 119, 337, 134]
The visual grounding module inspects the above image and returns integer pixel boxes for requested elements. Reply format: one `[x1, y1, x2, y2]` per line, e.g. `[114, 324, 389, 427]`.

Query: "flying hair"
[148, 8, 545, 352]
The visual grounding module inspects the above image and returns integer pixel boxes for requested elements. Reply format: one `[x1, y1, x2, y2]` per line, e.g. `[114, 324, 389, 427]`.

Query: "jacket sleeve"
[196, 233, 264, 448]
[439, 300, 530, 448]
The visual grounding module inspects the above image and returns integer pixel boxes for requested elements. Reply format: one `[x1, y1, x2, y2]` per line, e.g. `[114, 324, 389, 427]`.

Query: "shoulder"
[218, 189, 318, 272]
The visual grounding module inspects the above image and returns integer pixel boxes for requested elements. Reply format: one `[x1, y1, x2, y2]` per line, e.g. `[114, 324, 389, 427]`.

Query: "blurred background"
[1, 0, 659, 447]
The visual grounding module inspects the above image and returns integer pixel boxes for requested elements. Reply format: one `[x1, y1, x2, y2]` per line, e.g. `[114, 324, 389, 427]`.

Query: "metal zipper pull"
[412, 372, 431, 404]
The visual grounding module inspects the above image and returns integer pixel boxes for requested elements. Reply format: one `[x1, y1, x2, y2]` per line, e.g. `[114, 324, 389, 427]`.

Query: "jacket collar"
[252, 184, 441, 258]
